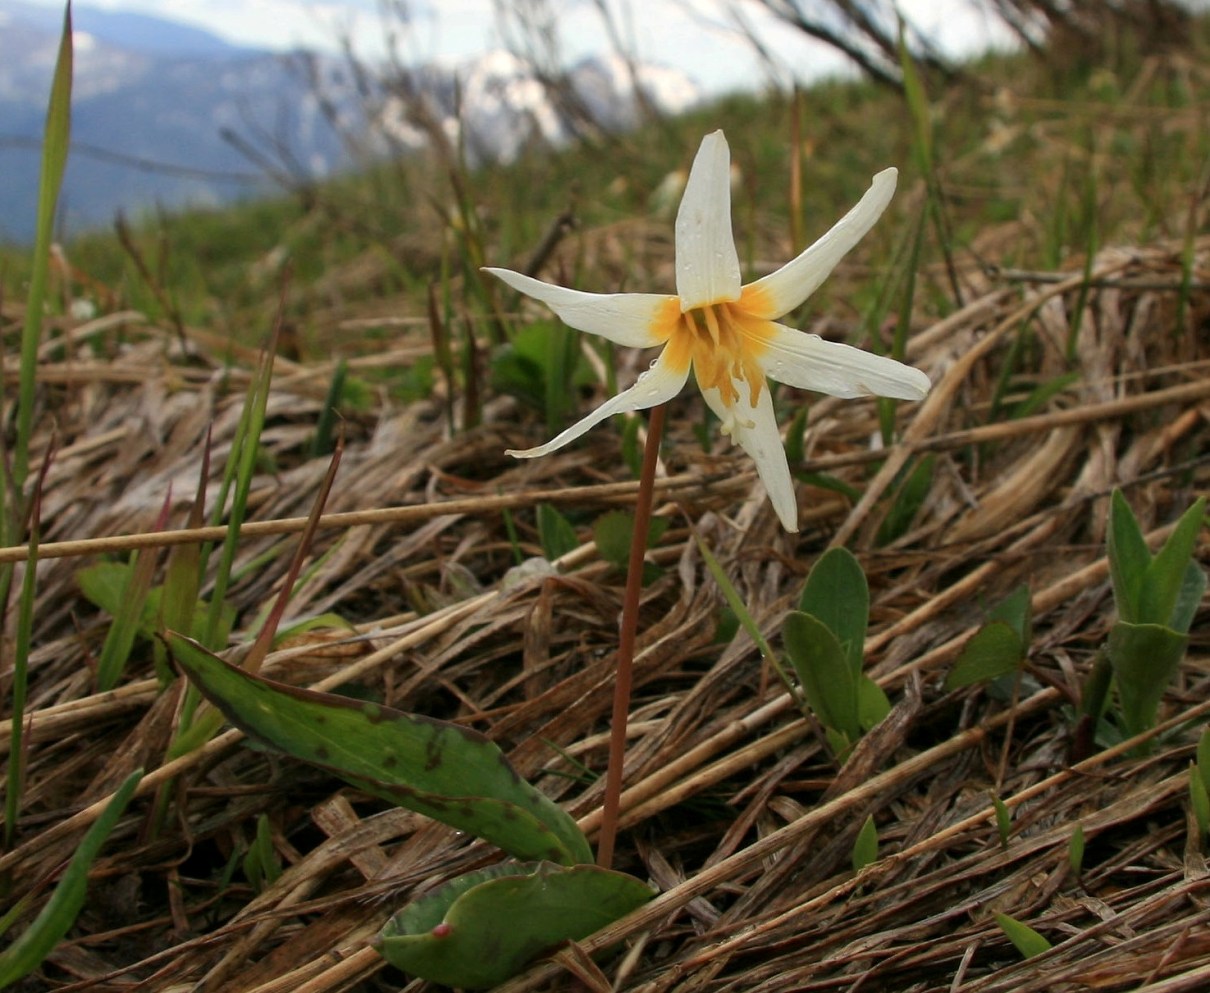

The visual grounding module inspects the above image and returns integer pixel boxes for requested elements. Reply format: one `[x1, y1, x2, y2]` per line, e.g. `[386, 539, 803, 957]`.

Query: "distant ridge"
[0, 3, 699, 243]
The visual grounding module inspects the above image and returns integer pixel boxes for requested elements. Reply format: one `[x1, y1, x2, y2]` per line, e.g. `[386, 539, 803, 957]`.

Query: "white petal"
[701, 379, 799, 532]
[484, 267, 670, 348]
[507, 347, 689, 459]
[675, 131, 742, 310]
[746, 168, 897, 319]
[760, 324, 930, 400]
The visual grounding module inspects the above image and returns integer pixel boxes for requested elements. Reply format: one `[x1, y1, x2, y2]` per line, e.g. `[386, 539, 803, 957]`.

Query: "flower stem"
[597, 402, 666, 869]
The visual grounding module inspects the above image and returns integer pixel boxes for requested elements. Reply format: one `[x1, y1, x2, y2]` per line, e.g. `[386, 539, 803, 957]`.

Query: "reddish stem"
[596, 403, 667, 869]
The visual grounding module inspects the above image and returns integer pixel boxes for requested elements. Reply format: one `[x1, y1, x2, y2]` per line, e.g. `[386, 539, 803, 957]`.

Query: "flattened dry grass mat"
[1, 235, 1207, 993]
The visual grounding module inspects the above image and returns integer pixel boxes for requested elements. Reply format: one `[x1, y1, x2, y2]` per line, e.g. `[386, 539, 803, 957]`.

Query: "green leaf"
[14, 1, 73, 492]
[798, 547, 869, 678]
[875, 455, 934, 547]
[1170, 559, 1208, 637]
[1197, 728, 1210, 793]
[783, 611, 859, 742]
[537, 504, 579, 560]
[167, 634, 591, 865]
[991, 794, 1012, 849]
[1106, 489, 1150, 624]
[376, 862, 654, 989]
[1068, 823, 1085, 876]
[1140, 497, 1206, 628]
[944, 622, 1025, 691]
[0, 769, 142, 987]
[987, 583, 1032, 645]
[857, 675, 891, 731]
[695, 537, 800, 708]
[852, 815, 878, 873]
[1190, 763, 1209, 842]
[995, 912, 1052, 959]
[1106, 620, 1189, 741]
[593, 510, 669, 571]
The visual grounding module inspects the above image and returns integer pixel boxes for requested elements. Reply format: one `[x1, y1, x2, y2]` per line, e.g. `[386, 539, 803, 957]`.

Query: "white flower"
[485, 130, 930, 532]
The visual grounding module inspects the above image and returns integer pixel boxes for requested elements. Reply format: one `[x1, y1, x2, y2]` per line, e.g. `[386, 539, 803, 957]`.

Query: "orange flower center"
[653, 284, 777, 409]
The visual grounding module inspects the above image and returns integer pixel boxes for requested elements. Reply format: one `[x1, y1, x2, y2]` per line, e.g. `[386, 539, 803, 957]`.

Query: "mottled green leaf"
[945, 621, 1024, 691]
[167, 634, 591, 865]
[995, 912, 1051, 959]
[376, 861, 654, 989]
[799, 547, 868, 678]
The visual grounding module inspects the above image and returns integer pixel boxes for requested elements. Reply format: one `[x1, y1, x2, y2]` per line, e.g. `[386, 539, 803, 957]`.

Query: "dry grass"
[3, 79, 1210, 993]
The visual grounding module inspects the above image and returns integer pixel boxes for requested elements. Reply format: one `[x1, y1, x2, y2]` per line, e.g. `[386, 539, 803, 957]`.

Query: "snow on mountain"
[0, 4, 701, 242]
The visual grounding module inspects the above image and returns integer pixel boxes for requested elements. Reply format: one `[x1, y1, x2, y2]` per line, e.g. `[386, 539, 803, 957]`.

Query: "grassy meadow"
[1, 12, 1209, 993]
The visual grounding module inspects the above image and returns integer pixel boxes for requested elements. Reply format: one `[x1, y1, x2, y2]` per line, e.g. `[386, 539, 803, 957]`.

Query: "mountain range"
[0, 2, 700, 243]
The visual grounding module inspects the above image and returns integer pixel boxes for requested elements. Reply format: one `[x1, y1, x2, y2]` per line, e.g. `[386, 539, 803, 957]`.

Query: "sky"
[23, 0, 1016, 95]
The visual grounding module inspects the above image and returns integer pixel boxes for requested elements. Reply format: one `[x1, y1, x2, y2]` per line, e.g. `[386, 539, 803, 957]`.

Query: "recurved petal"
[701, 380, 799, 533]
[744, 168, 897, 320]
[484, 267, 671, 348]
[506, 347, 689, 459]
[675, 130, 742, 310]
[760, 324, 930, 401]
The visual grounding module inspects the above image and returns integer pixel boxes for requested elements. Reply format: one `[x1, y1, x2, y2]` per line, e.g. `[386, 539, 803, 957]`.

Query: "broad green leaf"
[799, 547, 868, 678]
[0, 769, 142, 987]
[852, 815, 878, 873]
[857, 675, 891, 731]
[987, 583, 1033, 645]
[944, 622, 1024, 691]
[537, 504, 578, 560]
[1106, 620, 1189, 741]
[593, 510, 669, 570]
[167, 634, 591, 865]
[784, 611, 859, 742]
[1140, 497, 1206, 628]
[1106, 489, 1150, 624]
[995, 912, 1051, 959]
[377, 861, 654, 989]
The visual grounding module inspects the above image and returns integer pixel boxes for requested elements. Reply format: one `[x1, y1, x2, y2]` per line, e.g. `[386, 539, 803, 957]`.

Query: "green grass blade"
[0, 769, 142, 987]
[14, 3, 73, 496]
[694, 535, 801, 709]
[995, 912, 1052, 959]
